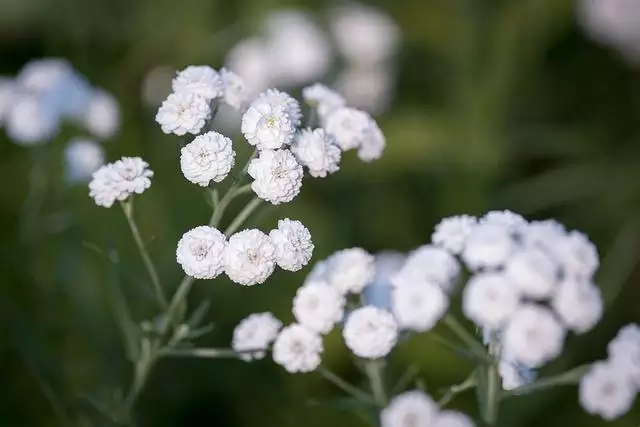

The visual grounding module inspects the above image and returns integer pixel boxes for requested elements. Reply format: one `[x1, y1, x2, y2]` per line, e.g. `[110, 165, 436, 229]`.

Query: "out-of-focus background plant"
[1, 0, 640, 426]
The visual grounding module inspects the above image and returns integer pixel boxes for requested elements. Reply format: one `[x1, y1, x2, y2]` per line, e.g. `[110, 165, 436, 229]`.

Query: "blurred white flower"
[343, 306, 398, 359]
[180, 131, 235, 186]
[225, 38, 272, 97]
[481, 210, 527, 233]
[293, 281, 345, 334]
[16, 58, 74, 92]
[551, 279, 603, 334]
[392, 245, 460, 293]
[291, 128, 341, 178]
[555, 231, 599, 280]
[0, 77, 17, 126]
[462, 223, 515, 271]
[392, 281, 448, 332]
[431, 215, 477, 255]
[176, 226, 227, 279]
[6, 95, 60, 145]
[220, 68, 249, 110]
[498, 359, 536, 392]
[248, 149, 303, 204]
[232, 312, 282, 361]
[155, 91, 211, 136]
[141, 65, 174, 107]
[462, 272, 521, 329]
[521, 219, 567, 253]
[380, 390, 438, 427]
[302, 83, 346, 120]
[223, 229, 276, 286]
[84, 89, 120, 140]
[172, 65, 224, 100]
[357, 118, 386, 163]
[64, 138, 105, 183]
[241, 102, 295, 150]
[272, 323, 323, 373]
[323, 107, 373, 151]
[269, 218, 314, 271]
[363, 252, 405, 310]
[579, 361, 637, 420]
[607, 323, 640, 388]
[88, 157, 153, 208]
[336, 66, 395, 115]
[504, 248, 559, 300]
[325, 247, 375, 295]
[433, 410, 476, 427]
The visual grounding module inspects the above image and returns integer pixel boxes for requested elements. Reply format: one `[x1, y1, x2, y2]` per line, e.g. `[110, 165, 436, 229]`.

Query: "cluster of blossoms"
[1, 58, 120, 182]
[381, 390, 475, 427]
[579, 323, 640, 420]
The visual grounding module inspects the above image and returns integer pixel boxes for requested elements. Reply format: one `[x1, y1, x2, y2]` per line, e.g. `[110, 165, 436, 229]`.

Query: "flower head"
[64, 138, 105, 182]
[433, 411, 476, 427]
[291, 128, 341, 178]
[343, 306, 398, 359]
[607, 323, 640, 388]
[462, 223, 515, 271]
[155, 91, 211, 136]
[392, 281, 448, 332]
[172, 65, 223, 100]
[357, 119, 386, 162]
[269, 218, 314, 271]
[248, 149, 303, 204]
[391, 245, 460, 293]
[481, 210, 527, 233]
[272, 324, 323, 373]
[84, 89, 120, 139]
[241, 102, 294, 150]
[325, 247, 375, 295]
[302, 83, 346, 119]
[176, 226, 227, 279]
[88, 157, 153, 207]
[220, 68, 249, 110]
[551, 279, 603, 334]
[232, 312, 282, 361]
[323, 107, 374, 151]
[255, 89, 302, 126]
[504, 248, 559, 299]
[223, 229, 276, 286]
[431, 215, 477, 255]
[380, 390, 438, 427]
[180, 131, 236, 186]
[293, 281, 345, 334]
[579, 361, 637, 420]
[6, 95, 59, 145]
[462, 272, 521, 329]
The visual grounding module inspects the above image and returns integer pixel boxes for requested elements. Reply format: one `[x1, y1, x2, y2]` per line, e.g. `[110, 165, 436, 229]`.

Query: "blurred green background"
[2, 0, 640, 426]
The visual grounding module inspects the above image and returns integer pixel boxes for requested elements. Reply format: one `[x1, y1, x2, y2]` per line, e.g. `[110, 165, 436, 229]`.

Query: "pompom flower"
[302, 83, 346, 119]
[291, 128, 341, 178]
[579, 361, 637, 421]
[155, 91, 211, 136]
[268, 218, 314, 271]
[223, 229, 276, 286]
[607, 323, 640, 387]
[89, 157, 153, 208]
[503, 248, 559, 300]
[241, 102, 294, 150]
[176, 226, 226, 279]
[293, 281, 345, 334]
[220, 68, 249, 110]
[255, 88, 302, 127]
[6, 95, 59, 145]
[343, 306, 398, 359]
[391, 245, 460, 293]
[357, 119, 386, 163]
[380, 390, 438, 427]
[462, 223, 515, 271]
[392, 281, 448, 332]
[462, 273, 521, 329]
[323, 107, 374, 151]
[325, 247, 375, 295]
[272, 324, 323, 373]
[232, 312, 282, 361]
[84, 89, 120, 139]
[172, 65, 224, 100]
[551, 279, 603, 334]
[431, 215, 478, 255]
[248, 149, 303, 204]
[180, 131, 236, 186]
[64, 138, 105, 182]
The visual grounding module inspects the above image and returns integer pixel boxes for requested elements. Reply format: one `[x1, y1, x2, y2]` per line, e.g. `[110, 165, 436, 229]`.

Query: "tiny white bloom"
[291, 128, 341, 178]
[462, 223, 515, 271]
[556, 231, 599, 280]
[521, 219, 567, 253]
[343, 306, 398, 359]
[176, 226, 226, 279]
[324, 107, 373, 151]
[579, 361, 637, 421]
[88, 157, 153, 207]
[380, 390, 438, 427]
[255, 89, 302, 127]
[304, 259, 330, 284]
[502, 304, 566, 368]
[462, 272, 521, 329]
[241, 102, 294, 150]
[357, 118, 386, 162]
[180, 131, 235, 186]
[248, 149, 303, 204]
[607, 323, 640, 388]
[551, 279, 603, 334]
[172, 65, 223, 100]
[272, 323, 323, 373]
[232, 312, 282, 361]
[433, 410, 476, 427]
[325, 247, 375, 294]
[481, 210, 527, 233]
[269, 218, 314, 271]
[431, 215, 478, 255]
[84, 89, 120, 139]
[64, 138, 105, 182]
[504, 248, 559, 299]
[6, 95, 59, 145]
[223, 229, 276, 286]
[392, 281, 448, 332]
[155, 91, 211, 136]
[391, 245, 460, 293]
[293, 281, 345, 334]
[220, 68, 249, 110]
[302, 83, 346, 119]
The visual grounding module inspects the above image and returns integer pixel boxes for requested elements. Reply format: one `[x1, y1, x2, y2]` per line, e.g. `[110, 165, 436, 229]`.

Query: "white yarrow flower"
[88, 157, 153, 207]
[241, 103, 294, 150]
[504, 249, 559, 299]
[291, 128, 341, 178]
[255, 89, 302, 127]
[6, 95, 59, 145]
[64, 138, 105, 182]
[324, 107, 374, 151]
[176, 226, 226, 279]
[325, 247, 375, 294]
[223, 229, 276, 286]
[462, 273, 521, 329]
[180, 131, 236, 186]
[551, 279, 603, 334]
[155, 91, 211, 136]
[433, 411, 476, 427]
[462, 223, 516, 270]
[232, 312, 282, 361]
[481, 210, 527, 233]
[431, 215, 477, 254]
[84, 89, 120, 139]
[272, 324, 323, 373]
[172, 65, 224, 100]
[248, 149, 303, 204]
[343, 306, 398, 359]
[607, 324, 640, 388]
[357, 119, 386, 162]
[391, 245, 460, 293]
[293, 281, 345, 334]
[380, 390, 438, 427]
[579, 361, 637, 421]
[302, 83, 346, 119]
[556, 231, 599, 280]
[392, 281, 449, 332]
[220, 68, 249, 110]
[268, 218, 314, 271]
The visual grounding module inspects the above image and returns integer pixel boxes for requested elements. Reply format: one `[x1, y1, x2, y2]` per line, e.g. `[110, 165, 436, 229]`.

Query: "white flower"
[462, 273, 521, 329]
[521, 219, 567, 253]
[64, 138, 105, 182]
[391, 245, 460, 293]
[220, 68, 249, 110]
[607, 324, 640, 388]
[88, 157, 153, 208]
[380, 390, 438, 427]
[579, 361, 637, 421]
[502, 304, 566, 368]
[481, 210, 527, 233]
[255, 89, 302, 127]
[16, 58, 74, 92]
[305, 259, 330, 284]
[155, 91, 211, 136]
[241, 102, 294, 150]
[357, 119, 386, 163]
[180, 131, 235, 186]
[504, 249, 559, 299]
[176, 226, 226, 279]
[335, 66, 394, 115]
[272, 324, 323, 373]
[293, 281, 345, 334]
[172, 65, 223, 100]
[5, 95, 59, 145]
[223, 229, 276, 286]
[462, 223, 515, 270]
[248, 149, 303, 204]
[551, 279, 603, 334]
[392, 281, 448, 332]
[302, 83, 346, 119]
[323, 107, 373, 151]
[291, 128, 341, 177]
[343, 306, 398, 359]
[431, 215, 477, 254]
[269, 218, 314, 271]
[84, 89, 120, 139]
[225, 37, 271, 97]
[433, 410, 476, 427]
[363, 252, 406, 310]
[232, 312, 282, 361]
[555, 231, 599, 280]
[325, 247, 375, 294]
[0, 77, 17, 126]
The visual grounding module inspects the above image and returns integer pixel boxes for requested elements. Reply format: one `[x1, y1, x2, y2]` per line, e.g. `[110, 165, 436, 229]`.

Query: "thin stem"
[391, 365, 420, 395]
[164, 275, 196, 331]
[501, 364, 591, 399]
[365, 360, 387, 407]
[437, 374, 477, 408]
[442, 314, 491, 363]
[224, 197, 263, 236]
[121, 201, 168, 309]
[161, 347, 243, 359]
[124, 339, 159, 411]
[208, 184, 253, 228]
[481, 331, 500, 425]
[318, 366, 377, 406]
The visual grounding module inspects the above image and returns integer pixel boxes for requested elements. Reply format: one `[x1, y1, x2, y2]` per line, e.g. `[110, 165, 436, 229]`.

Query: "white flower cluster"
[89, 157, 153, 208]
[381, 390, 475, 427]
[579, 323, 640, 420]
[232, 312, 283, 361]
[176, 219, 313, 286]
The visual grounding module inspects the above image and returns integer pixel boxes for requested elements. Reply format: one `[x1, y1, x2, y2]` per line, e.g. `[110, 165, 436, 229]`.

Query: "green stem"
[164, 274, 196, 331]
[481, 331, 500, 425]
[437, 374, 477, 408]
[442, 314, 491, 363]
[224, 197, 263, 236]
[501, 364, 591, 399]
[318, 366, 377, 406]
[391, 365, 420, 395]
[208, 184, 252, 228]
[124, 339, 159, 412]
[121, 201, 168, 309]
[365, 360, 387, 407]
[160, 347, 242, 359]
